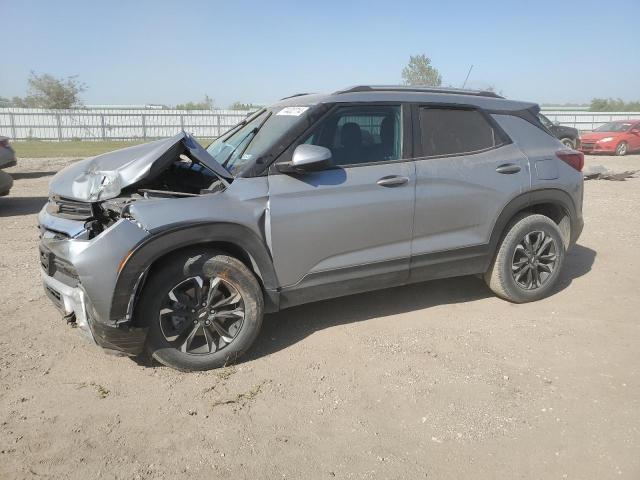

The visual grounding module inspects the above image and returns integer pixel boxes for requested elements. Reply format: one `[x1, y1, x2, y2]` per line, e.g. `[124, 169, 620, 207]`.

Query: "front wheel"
[615, 141, 628, 156]
[485, 213, 565, 303]
[137, 250, 264, 371]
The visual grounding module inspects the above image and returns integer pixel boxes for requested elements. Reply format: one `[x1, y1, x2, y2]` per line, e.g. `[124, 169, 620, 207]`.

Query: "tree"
[13, 71, 86, 109]
[175, 95, 214, 110]
[229, 101, 263, 110]
[401, 54, 442, 87]
[589, 98, 640, 112]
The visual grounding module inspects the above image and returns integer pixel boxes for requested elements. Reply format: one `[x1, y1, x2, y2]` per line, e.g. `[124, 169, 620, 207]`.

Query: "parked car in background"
[0, 136, 16, 169]
[0, 136, 16, 196]
[38, 85, 584, 371]
[579, 120, 640, 156]
[538, 114, 580, 149]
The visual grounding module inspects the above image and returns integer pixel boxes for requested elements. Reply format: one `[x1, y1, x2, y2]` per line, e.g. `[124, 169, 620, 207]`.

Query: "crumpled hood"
[48, 132, 232, 202]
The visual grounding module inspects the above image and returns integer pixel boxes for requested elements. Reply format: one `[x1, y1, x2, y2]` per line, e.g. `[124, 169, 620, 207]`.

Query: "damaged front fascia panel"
[48, 132, 233, 203]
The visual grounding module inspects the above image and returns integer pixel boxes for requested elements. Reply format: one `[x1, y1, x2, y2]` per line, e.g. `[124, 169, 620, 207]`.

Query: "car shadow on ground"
[135, 244, 596, 369]
[244, 244, 597, 362]
[10, 171, 57, 180]
[0, 196, 48, 217]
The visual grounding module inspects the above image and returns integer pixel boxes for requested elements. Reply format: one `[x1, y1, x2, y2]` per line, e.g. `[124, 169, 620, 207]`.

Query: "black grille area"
[52, 197, 94, 219]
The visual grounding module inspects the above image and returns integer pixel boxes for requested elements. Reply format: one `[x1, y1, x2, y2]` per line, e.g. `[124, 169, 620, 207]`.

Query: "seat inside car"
[336, 122, 363, 164]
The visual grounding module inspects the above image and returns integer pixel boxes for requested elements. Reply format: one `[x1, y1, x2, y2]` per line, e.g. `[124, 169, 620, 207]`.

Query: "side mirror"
[277, 144, 332, 174]
[553, 121, 560, 127]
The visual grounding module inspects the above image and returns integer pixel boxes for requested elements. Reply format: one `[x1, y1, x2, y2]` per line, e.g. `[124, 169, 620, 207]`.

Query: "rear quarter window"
[419, 107, 505, 157]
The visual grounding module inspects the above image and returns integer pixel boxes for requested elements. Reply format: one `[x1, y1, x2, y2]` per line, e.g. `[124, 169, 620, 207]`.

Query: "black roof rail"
[280, 92, 314, 100]
[333, 85, 504, 99]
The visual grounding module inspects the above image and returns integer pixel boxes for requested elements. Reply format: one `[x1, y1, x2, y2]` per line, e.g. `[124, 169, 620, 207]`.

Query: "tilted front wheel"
[137, 251, 264, 371]
[485, 214, 565, 303]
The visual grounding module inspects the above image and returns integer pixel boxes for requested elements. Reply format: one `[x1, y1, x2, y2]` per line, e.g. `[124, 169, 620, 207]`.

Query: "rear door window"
[419, 107, 503, 157]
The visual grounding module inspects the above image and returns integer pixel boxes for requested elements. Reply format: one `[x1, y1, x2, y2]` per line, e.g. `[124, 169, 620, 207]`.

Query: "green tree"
[401, 54, 442, 87]
[229, 101, 263, 110]
[13, 71, 86, 109]
[175, 95, 214, 110]
[589, 98, 640, 112]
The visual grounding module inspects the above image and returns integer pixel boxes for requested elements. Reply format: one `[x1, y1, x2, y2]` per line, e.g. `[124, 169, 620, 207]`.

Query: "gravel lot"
[1, 155, 639, 480]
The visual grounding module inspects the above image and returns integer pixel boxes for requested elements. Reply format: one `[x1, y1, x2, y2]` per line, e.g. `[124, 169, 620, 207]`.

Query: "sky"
[2, 0, 639, 108]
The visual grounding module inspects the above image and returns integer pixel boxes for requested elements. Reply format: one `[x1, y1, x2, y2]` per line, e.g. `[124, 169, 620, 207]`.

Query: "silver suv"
[39, 86, 584, 371]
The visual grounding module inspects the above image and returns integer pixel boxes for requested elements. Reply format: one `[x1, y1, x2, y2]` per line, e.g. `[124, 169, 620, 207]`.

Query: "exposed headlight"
[598, 137, 614, 143]
[81, 170, 122, 201]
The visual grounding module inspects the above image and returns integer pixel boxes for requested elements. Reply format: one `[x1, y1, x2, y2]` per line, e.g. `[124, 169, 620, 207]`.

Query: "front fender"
[111, 221, 280, 322]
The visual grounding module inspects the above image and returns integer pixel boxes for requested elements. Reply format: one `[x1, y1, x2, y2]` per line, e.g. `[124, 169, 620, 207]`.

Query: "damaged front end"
[39, 132, 233, 355]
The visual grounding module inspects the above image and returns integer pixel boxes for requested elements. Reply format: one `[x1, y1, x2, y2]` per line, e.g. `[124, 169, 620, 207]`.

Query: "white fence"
[541, 111, 640, 132]
[1, 107, 640, 141]
[0, 108, 254, 141]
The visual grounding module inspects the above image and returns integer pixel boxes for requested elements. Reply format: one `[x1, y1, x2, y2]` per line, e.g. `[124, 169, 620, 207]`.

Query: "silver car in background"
[38, 86, 584, 371]
[0, 136, 17, 196]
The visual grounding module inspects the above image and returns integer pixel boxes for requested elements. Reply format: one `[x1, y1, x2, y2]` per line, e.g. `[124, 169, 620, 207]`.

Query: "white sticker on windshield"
[276, 106, 309, 116]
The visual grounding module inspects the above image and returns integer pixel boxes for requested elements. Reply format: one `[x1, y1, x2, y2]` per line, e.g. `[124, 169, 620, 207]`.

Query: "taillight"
[556, 150, 584, 172]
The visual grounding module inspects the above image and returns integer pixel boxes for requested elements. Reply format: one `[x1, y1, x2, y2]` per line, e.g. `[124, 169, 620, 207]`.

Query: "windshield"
[595, 122, 631, 132]
[206, 106, 312, 175]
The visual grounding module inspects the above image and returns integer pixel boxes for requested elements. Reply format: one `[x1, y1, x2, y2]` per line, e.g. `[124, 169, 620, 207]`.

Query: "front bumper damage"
[41, 269, 93, 339]
[38, 205, 149, 355]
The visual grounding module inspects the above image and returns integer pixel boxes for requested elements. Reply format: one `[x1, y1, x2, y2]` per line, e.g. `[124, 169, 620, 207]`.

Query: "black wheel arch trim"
[486, 188, 580, 270]
[110, 221, 280, 323]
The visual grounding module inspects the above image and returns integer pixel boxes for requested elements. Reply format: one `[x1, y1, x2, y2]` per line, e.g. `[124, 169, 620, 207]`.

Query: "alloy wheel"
[158, 276, 245, 355]
[511, 231, 558, 290]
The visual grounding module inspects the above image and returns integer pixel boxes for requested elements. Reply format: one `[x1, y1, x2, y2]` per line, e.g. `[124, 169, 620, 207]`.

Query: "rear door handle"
[495, 163, 521, 174]
[377, 175, 409, 187]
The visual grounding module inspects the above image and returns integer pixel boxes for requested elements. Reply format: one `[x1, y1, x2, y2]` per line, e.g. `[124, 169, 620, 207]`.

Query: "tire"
[615, 141, 628, 156]
[560, 137, 575, 149]
[484, 213, 565, 303]
[137, 250, 264, 371]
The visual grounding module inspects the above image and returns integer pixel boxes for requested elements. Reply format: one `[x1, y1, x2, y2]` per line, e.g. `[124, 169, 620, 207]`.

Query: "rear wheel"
[560, 137, 575, 149]
[485, 213, 565, 303]
[615, 141, 628, 156]
[138, 250, 264, 371]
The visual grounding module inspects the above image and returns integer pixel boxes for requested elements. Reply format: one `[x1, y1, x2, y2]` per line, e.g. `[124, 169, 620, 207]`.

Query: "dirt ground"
[1, 154, 639, 480]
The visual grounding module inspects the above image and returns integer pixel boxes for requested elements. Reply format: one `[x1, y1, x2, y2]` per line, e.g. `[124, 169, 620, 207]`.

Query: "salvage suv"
[39, 86, 584, 371]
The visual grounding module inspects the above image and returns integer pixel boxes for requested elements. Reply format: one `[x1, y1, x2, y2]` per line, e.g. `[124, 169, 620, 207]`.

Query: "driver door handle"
[377, 175, 409, 187]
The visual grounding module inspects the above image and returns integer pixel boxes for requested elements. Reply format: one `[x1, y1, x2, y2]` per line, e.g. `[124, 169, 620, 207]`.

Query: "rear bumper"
[0, 147, 16, 169]
[0, 171, 13, 196]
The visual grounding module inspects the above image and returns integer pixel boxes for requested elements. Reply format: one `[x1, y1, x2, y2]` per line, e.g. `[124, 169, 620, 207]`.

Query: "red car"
[579, 120, 640, 156]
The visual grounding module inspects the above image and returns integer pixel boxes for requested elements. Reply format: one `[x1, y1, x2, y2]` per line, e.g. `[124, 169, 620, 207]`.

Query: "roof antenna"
[462, 65, 474, 89]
